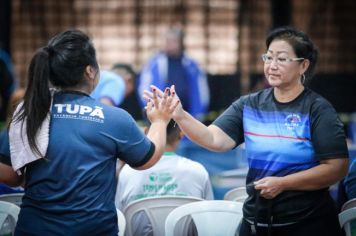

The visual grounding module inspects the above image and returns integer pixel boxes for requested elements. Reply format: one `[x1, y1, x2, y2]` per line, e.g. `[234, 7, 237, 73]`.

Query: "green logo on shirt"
[149, 173, 158, 182]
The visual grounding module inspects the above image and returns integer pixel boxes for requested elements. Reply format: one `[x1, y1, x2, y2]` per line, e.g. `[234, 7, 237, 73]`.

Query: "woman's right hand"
[145, 86, 179, 125]
[143, 85, 184, 121]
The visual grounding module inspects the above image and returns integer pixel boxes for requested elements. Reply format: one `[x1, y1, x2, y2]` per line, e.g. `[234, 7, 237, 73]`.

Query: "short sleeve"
[112, 113, 154, 167]
[212, 97, 245, 148]
[311, 98, 349, 160]
[0, 131, 12, 166]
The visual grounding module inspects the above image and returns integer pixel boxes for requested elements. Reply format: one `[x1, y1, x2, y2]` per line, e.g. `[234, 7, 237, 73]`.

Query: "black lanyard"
[253, 191, 273, 236]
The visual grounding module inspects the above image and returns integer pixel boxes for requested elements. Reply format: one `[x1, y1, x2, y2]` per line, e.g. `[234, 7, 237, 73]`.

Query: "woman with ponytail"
[0, 30, 177, 235]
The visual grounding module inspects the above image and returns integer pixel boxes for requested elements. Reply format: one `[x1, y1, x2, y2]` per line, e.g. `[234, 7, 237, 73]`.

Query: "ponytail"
[14, 47, 51, 157]
[13, 29, 98, 157]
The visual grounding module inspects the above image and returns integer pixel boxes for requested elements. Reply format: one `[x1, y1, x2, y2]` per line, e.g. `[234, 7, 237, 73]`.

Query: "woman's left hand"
[254, 176, 285, 199]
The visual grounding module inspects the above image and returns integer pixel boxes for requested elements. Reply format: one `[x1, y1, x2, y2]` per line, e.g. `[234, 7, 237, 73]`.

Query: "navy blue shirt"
[0, 91, 153, 235]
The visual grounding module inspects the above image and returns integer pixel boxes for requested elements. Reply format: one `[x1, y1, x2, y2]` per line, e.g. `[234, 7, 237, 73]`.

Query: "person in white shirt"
[115, 119, 214, 236]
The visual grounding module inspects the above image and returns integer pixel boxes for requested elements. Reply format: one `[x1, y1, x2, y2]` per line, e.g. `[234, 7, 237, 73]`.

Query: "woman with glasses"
[144, 26, 348, 236]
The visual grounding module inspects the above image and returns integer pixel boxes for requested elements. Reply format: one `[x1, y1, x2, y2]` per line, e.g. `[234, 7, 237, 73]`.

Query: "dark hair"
[142, 111, 180, 145]
[14, 29, 98, 157]
[266, 26, 318, 79]
[112, 63, 136, 80]
[165, 27, 185, 51]
[166, 119, 181, 145]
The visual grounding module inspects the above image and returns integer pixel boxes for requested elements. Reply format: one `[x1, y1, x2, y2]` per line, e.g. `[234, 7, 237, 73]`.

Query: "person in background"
[90, 69, 126, 107]
[111, 63, 143, 120]
[90, 63, 135, 107]
[91, 63, 143, 120]
[0, 48, 17, 127]
[138, 27, 210, 121]
[338, 156, 356, 208]
[0, 29, 177, 236]
[0, 88, 25, 195]
[146, 26, 349, 236]
[91, 64, 136, 108]
[111, 63, 136, 100]
[116, 118, 213, 236]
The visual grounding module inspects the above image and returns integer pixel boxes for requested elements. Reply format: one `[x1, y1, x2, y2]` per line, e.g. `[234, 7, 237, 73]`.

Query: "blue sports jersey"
[213, 87, 348, 224]
[243, 105, 317, 180]
[0, 91, 153, 235]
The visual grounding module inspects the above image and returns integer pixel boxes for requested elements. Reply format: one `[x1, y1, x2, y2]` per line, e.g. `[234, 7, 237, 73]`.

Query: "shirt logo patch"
[53, 104, 104, 123]
[149, 173, 158, 182]
[285, 114, 301, 130]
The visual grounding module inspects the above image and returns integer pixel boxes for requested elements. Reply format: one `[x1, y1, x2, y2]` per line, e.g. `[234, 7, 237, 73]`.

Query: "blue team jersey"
[213, 87, 348, 224]
[243, 104, 317, 180]
[0, 91, 153, 235]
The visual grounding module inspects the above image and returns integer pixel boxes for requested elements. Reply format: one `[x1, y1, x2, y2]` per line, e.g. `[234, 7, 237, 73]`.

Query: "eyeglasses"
[261, 54, 304, 65]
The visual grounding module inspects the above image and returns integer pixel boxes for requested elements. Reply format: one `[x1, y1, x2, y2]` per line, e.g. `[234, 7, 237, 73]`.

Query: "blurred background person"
[0, 47, 17, 128]
[138, 27, 210, 121]
[90, 69, 126, 107]
[90, 63, 135, 107]
[0, 88, 25, 195]
[112, 63, 143, 120]
[111, 63, 136, 100]
[338, 156, 356, 206]
[116, 119, 213, 236]
[91, 63, 143, 120]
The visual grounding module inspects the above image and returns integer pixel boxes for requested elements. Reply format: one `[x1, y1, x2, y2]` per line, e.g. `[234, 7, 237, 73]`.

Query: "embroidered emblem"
[285, 114, 301, 130]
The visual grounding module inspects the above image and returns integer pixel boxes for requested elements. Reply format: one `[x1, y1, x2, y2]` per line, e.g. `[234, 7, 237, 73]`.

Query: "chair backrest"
[117, 208, 126, 236]
[0, 201, 21, 234]
[224, 186, 248, 202]
[342, 198, 356, 211]
[165, 200, 243, 236]
[123, 195, 202, 236]
[340, 198, 356, 236]
[0, 193, 24, 207]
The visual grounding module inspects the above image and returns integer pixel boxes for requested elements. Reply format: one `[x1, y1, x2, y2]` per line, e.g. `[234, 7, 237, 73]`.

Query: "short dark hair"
[166, 119, 181, 145]
[165, 27, 185, 51]
[266, 26, 318, 79]
[112, 63, 136, 80]
[142, 111, 180, 145]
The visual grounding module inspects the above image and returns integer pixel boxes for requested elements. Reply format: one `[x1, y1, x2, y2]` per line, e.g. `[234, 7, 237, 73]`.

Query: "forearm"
[0, 163, 22, 187]
[175, 111, 217, 151]
[136, 121, 167, 170]
[281, 158, 348, 191]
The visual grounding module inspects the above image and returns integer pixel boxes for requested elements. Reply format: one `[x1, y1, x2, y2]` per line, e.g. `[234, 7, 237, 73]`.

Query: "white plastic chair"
[339, 198, 356, 236]
[0, 201, 21, 234]
[0, 193, 24, 207]
[342, 198, 356, 211]
[224, 186, 248, 202]
[123, 195, 202, 236]
[165, 200, 243, 236]
[117, 208, 126, 236]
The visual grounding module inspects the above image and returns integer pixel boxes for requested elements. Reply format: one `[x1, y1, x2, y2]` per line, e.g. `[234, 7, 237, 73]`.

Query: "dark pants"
[239, 211, 344, 236]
